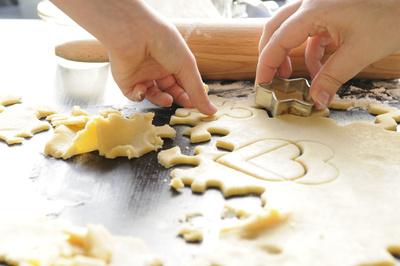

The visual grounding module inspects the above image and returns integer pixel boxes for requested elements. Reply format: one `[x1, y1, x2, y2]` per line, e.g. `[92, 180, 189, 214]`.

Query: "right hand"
[256, 0, 400, 109]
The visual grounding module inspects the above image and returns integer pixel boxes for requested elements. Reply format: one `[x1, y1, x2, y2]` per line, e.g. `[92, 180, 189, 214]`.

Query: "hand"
[51, 0, 216, 115]
[109, 5, 217, 115]
[256, 0, 400, 109]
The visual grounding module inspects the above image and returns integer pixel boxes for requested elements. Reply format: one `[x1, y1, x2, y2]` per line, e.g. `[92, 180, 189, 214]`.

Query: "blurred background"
[0, 0, 289, 19]
[0, 0, 291, 105]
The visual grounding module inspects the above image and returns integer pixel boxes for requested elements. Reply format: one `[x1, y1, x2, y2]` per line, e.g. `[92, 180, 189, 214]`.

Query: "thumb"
[310, 45, 368, 109]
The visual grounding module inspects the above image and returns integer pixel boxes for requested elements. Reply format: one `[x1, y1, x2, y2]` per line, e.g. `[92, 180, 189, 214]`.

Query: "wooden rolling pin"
[55, 19, 400, 80]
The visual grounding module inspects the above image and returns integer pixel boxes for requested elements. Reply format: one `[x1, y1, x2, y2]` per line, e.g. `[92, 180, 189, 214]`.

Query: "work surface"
[0, 20, 399, 265]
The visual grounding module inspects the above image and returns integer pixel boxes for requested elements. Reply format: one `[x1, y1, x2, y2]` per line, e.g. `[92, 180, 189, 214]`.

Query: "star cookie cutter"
[255, 77, 314, 117]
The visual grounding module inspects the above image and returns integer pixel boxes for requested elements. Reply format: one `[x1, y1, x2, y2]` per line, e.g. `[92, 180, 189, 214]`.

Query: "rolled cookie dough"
[0, 220, 162, 266]
[163, 95, 400, 265]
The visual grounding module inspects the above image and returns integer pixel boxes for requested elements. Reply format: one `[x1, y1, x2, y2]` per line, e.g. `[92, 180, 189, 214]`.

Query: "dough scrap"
[45, 111, 175, 160]
[170, 177, 185, 191]
[0, 106, 50, 145]
[0, 220, 162, 266]
[367, 103, 397, 115]
[99, 108, 123, 118]
[328, 98, 355, 110]
[96, 113, 164, 159]
[220, 209, 289, 239]
[165, 95, 400, 265]
[44, 118, 98, 159]
[222, 205, 249, 220]
[374, 110, 400, 131]
[310, 107, 330, 117]
[36, 105, 58, 119]
[71, 105, 89, 116]
[0, 94, 21, 112]
[47, 106, 90, 129]
[178, 225, 204, 243]
[365, 103, 400, 131]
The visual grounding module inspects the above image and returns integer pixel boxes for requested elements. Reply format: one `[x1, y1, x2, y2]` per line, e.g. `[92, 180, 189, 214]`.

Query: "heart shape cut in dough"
[217, 139, 338, 184]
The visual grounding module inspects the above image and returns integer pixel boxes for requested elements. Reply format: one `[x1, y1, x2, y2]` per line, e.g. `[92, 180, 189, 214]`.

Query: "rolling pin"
[55, 19, 400, 80]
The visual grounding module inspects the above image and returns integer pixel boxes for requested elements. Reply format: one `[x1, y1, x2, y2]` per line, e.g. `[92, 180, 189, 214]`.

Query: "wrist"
[52, 0, 163, 57]
[98, 1, 158, 54]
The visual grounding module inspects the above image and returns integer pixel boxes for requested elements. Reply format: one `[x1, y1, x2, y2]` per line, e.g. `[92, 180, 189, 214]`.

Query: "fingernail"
[316, 91, 330, 109]
[209, 103, 218, 114]
[132, 91, 144, 102]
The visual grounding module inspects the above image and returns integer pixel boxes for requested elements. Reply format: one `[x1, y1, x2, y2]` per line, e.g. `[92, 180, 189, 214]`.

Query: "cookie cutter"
[255, 77, 314, 117]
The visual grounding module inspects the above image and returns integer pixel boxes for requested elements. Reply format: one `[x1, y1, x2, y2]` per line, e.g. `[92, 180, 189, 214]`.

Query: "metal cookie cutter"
[255, 77, 314, 117]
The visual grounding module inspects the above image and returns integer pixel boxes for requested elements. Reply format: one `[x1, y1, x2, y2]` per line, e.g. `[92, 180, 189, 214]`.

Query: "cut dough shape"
[158, 146, 267, 198]
[158, 146, 199, 168]
[165, 95, 400, 265]
[294, 141, 338, 185]
[0, 106, 50, 145]
[0, 220, 162, 266]
[45, 111, 175, 160]
[217, 140, 304, 181]
[170, 95, 255, 143]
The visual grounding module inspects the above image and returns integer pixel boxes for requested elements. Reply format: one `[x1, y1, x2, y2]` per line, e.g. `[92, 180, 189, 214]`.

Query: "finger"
[124, 81, 153, 102]
[158, 82, 192, 108]
[277, 56, 292, 78]
[258, 0, 302, 53]
[305, 34, 332, 79]
[145, 83, 174, 107]
[146, 25, 216, 115]
[156, 75, 176, 89]
[175, 55, 217, 115]
[156, 75, 193, 107]
[310, 44, 369, 109]
[256, 11, 314, 84]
